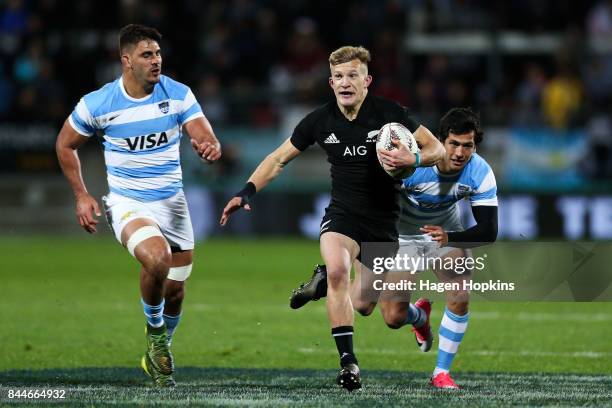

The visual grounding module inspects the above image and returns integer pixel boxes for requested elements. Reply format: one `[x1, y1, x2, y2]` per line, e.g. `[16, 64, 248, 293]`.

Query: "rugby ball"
[376, 122, 420, 179]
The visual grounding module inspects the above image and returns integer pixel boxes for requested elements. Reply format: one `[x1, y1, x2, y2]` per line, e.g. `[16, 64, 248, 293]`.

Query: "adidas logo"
[324, 133, 340, 144]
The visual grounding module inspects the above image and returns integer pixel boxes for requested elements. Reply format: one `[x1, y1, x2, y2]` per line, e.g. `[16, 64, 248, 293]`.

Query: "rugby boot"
[336, 363, 361, 392]
[430, 372, 459, 389]
[141, 353, 176, 387]
[411, 298, 433, 352]
[289, 264, 328, 309]
[145, 324, 174, 375]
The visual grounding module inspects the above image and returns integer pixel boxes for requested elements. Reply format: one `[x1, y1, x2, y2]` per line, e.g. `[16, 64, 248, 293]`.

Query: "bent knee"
[326, 267, 350, 289]
[383, 311, 407, 329]
[165, 283, 185, 304]
[385, 320, 404, 330]
[140, 248, 172, 276]
[354, 302, 376, 316]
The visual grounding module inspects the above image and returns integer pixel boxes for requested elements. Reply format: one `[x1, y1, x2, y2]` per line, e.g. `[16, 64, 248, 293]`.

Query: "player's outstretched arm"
[183, 116, 222, 163]
[219, 138, 301, 226]
[412, 125, 445, 167]
[55, 119, 101, 233]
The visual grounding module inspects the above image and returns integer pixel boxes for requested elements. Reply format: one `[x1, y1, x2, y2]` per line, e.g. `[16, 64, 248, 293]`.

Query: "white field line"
[189, 306, 612, 323]
[297, 347, 612, 358]
[441, 311, 612, 322]
[102, 302, 612, 322]
[469, 350, 612, 358]
[515, 312, 612, 321]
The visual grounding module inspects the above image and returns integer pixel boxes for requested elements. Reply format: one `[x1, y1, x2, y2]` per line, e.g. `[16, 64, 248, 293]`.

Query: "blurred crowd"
[1, 0, 611, 143]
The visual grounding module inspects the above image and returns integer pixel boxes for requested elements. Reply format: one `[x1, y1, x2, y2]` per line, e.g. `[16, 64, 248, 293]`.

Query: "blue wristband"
[412, 152, 421, 167]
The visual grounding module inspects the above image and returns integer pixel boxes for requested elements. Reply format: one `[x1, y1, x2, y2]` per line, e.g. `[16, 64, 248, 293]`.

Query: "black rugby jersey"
[290, 94, 419, 220]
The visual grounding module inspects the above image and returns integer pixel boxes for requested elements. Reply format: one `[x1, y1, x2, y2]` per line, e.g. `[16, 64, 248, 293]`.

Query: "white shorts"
[102, 191, 194, 251]
[395, 234, 470, 273]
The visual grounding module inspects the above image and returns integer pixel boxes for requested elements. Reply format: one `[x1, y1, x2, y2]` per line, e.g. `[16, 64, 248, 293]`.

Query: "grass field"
[1, 236, 611, 406]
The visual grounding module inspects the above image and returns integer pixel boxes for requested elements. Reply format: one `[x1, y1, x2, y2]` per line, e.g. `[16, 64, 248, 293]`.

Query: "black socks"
[332, 326, 358, 367]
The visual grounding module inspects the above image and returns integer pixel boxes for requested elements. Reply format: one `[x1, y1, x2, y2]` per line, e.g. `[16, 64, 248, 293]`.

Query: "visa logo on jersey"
[125, 131, 168, 151]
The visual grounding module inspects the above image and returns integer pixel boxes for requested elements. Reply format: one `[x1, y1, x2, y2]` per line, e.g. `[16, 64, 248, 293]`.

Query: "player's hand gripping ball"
[376, 122, 420, 179]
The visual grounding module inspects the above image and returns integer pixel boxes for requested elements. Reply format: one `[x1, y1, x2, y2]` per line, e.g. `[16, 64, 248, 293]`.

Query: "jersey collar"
[119, 76, 155, 102]
[434, 156, 473, 178]
[333, 93, 373, 124]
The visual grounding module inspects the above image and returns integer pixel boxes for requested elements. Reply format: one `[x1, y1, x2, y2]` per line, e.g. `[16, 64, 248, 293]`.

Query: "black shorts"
[319, 206, 399, 267]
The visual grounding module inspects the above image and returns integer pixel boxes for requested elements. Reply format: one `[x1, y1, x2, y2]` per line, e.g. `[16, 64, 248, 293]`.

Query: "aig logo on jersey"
[126, 131, 168, 151]
[343, 145, 367, 156]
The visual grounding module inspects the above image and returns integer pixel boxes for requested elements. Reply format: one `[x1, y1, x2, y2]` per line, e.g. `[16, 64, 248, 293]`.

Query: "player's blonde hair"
[329, 46, 371, 67]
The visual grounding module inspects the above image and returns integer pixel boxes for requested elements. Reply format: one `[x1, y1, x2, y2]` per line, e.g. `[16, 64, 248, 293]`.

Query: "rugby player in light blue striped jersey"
[56, 24, 221, 387]
[396, 107, 497, 389]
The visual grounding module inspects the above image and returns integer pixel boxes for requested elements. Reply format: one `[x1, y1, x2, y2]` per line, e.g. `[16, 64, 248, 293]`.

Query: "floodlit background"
[0, 0, 611, 240]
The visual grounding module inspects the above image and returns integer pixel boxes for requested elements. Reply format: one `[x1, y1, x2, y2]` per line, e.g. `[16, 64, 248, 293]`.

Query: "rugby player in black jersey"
[220, 46, 444, 391]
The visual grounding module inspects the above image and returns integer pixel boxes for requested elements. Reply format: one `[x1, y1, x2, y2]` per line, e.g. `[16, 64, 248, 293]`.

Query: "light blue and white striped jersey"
[399, 153, 497, 234]
[68, 75, 204, 202]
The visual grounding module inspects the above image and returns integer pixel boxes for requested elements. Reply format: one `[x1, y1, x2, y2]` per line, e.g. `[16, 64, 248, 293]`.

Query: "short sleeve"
[68, 98, 97, 136]
[470, 168, 498, 206]
[179, 88, 205, 126]
[290, 114, 317, 151]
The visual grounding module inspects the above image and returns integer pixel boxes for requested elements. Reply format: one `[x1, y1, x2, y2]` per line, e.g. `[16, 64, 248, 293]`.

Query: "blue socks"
[141, 299, 165, 328]
[141, 298, 183, 346]
[405, 303, 426, 328]
[434, 307, 469, 376]
[163, 313, 182, 346]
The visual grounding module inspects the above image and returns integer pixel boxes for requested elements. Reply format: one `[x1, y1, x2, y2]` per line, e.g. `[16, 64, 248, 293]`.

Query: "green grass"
[1, 236, 612, 406]
[1, 368, 611, 407]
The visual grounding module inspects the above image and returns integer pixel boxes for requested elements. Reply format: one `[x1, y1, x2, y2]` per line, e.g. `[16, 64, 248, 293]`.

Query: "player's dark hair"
[118, 24, 162, 54]
[438, 107, 484, 145]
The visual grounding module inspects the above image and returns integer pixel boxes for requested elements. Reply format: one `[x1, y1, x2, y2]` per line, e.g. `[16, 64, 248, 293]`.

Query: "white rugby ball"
[376, 122, 420, 179]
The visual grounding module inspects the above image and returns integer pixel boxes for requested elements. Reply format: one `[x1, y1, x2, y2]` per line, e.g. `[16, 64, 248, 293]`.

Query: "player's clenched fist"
[191, 139, 221, 163]
[75, 192, 101, 233]
[419, 224, 449, 246]
[377, 138, 417, 169]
